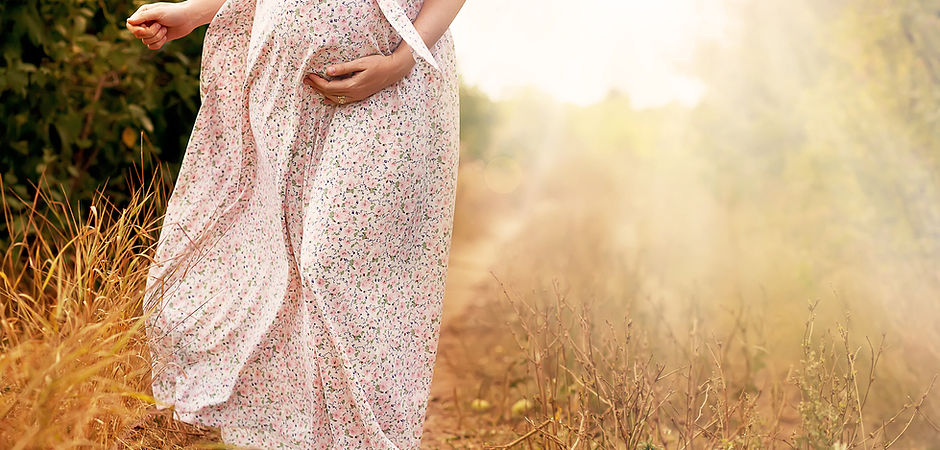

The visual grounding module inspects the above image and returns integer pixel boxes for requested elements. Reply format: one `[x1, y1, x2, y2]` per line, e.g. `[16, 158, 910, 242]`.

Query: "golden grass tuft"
[0, 164, 220, 449]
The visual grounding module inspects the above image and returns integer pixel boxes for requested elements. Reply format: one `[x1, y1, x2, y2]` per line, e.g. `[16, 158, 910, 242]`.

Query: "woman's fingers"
[326, 58, 369, 77]
[302, 79, 356, 105]
[125, 4, 179, 51]
[126, 22, 147, 38]
[127, 4, 163, 26]
[301, 54, 398, 106]
[316, 90, 341, 105]
[321, 91, 353, 105]
[142, 23, 163, 39]
[129, 22, 162, 39]
[305, 73, 356, 96]
[147, 36, 167, 50]
[142, 26, 168, 45]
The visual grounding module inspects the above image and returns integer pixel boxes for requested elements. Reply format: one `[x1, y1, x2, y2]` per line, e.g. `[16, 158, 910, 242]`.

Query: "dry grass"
[486, 281, 936, 449]
[433, 151, 940, 449]
[0, 164, 221, 449]
[0, 142, 937, 449]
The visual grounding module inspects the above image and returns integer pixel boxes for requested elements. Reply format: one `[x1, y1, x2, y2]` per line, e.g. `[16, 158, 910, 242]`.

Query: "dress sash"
[375, 0, 441, 71]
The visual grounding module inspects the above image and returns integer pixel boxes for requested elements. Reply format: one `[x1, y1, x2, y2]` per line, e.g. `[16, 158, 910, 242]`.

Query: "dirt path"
[420, 208, 527, 449]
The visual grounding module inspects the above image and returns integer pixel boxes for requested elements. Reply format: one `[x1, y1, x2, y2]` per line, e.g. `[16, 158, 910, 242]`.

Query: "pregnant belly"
[249, 0, 401, 79]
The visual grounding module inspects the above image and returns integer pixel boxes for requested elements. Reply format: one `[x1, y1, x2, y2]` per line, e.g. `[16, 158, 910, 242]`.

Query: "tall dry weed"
[490, 280, 936, 449]
[0, 161, 219, 448]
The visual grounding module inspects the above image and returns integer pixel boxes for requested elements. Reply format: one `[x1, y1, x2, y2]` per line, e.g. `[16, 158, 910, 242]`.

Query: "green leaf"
[127, 104, 154, 132]
[21, 6, 45, 46]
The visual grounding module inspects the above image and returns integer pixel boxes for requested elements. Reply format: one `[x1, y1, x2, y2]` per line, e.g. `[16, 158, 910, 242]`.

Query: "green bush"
[0, 0, 205, 212]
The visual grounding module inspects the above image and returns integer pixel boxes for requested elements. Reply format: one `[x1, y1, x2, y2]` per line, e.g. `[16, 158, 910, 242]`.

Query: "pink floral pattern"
[142, 0, 459, 447]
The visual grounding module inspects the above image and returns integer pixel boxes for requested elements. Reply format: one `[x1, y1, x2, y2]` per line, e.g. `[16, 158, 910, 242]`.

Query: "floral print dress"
[142, 0, 458, 447]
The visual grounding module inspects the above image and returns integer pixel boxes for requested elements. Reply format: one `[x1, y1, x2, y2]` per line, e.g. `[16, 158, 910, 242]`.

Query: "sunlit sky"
[449, 0, 729, 108]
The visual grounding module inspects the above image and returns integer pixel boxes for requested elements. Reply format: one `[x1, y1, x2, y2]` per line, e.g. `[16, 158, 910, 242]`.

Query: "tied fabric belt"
[375, 0, 441, 71]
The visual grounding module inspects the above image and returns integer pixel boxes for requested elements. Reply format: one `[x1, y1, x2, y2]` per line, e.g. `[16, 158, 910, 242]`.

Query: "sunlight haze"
[450, 0, 729, 107]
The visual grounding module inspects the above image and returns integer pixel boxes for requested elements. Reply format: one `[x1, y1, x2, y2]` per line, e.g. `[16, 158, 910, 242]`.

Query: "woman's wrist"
[183, 0, 223, 28]
[387, 44, 417, 80]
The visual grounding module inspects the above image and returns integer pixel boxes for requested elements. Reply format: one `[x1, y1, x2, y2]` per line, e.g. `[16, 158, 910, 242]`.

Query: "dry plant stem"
[452, 385, 463, 431]
[882, 375, 936, 449]
[525, 415, 567, 448]
[568, 410, 586, 449]
[489, 251, 935, 449]
[839, 326, 865, 446]
[491, 419, 552, 449]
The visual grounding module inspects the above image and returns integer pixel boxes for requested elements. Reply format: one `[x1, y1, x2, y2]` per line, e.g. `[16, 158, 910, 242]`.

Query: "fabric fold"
[375, 0, 441, 71]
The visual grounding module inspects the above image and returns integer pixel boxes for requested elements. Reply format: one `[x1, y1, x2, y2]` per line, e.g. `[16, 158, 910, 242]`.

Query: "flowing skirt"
[142, 0, 459, 447]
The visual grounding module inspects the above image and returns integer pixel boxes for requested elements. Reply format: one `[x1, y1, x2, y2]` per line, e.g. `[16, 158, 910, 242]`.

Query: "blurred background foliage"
[684, 0, 940, 343]
[446, 0, 940, 443]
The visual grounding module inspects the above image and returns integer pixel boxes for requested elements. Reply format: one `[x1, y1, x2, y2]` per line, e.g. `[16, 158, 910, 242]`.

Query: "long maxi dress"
[141, 0, 459, 447]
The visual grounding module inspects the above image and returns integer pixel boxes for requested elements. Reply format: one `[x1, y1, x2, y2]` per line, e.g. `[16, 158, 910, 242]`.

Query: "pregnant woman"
[125, 0, 464, 447]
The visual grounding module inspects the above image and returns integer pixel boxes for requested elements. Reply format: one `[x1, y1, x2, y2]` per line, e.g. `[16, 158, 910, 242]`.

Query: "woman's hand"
[304, 50, 416, 106]
[126, 2, 200, 50]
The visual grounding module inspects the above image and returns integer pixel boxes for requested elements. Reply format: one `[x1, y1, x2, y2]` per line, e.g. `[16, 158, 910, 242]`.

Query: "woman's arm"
[126, 0, 228, 50]
[305, 0, 467, 106]
[388, 0, 468, 73]
[180, 0, 230, 27]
